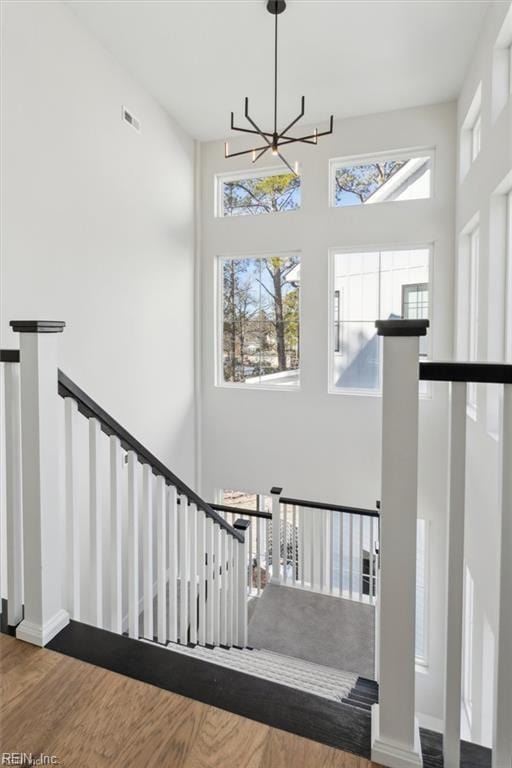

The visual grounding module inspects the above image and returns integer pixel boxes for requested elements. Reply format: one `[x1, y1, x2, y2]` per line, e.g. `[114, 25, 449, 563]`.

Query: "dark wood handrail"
[279, 496, 380, 518]
[420, 361, 512, 384]
[210, 502, 272, 520]
[0, 349, 20, 363]
[57, 370, 243, 542]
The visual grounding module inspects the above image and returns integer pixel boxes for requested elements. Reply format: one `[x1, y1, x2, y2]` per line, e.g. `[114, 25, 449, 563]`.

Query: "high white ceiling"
[67, 0, 490, 141]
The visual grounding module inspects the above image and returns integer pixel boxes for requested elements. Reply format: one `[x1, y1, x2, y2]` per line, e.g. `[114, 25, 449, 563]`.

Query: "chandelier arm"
[225, 144, 270, 160]
[277, 151, 297, 176]
[277, 136, 318, 146]
[244, 98, 273, 147]
[278, 96, 305, 139]
[231, 124, 275, 138]
[252, 146, 270, 163]
[279, 117, 335, 146]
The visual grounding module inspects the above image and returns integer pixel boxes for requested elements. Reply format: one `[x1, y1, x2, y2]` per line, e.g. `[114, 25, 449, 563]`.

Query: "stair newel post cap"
[10, 321, 66, 333]
[233, 518, 251, 542]
[270, 486, 283, 496]
[375, 319, 429, 337]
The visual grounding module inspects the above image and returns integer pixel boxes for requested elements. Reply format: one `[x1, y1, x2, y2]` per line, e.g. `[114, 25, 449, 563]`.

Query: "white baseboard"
[16, 609, 69, 647]
[371, 704, 423, 768]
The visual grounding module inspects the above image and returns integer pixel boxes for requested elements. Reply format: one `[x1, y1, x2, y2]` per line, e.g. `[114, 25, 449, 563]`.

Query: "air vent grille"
[122, 106, 140, 132]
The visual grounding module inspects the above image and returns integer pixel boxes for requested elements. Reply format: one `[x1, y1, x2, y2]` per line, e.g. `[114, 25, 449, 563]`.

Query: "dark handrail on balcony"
[420, 361, 512, 384]
[210, 502, 272, 520]
[279, 496, 379, 518]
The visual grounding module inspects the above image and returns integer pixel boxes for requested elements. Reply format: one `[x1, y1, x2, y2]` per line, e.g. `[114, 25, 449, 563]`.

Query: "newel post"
[371, 319, 428, 768]
[270, 486, 282, 584]
[233, 519, 250, 647]
[11, 320, 69, 646]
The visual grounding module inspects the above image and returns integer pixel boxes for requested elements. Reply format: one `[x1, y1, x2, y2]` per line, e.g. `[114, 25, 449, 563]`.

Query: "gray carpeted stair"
[165, 642, 358, 703]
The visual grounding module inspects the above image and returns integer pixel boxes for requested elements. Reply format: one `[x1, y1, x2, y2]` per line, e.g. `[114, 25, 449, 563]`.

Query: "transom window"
[330, 247, 430, 393]
[330, 150, 433, 208]
[219, 254, 300, 388]
[217, 167, 301, 217]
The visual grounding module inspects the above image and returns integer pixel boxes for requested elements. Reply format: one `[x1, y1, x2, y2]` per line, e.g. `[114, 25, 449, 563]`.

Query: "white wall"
[455, 0, 512, 748]
[199, 102, 457, 723]
[0, 0, 197, 484]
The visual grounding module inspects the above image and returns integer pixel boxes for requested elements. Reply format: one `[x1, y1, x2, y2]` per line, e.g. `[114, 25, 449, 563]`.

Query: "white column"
[4, 361, 23, 627]
[371, 319, 428, 768]
[12, 321, 69, 646]
[444, 382, 467, 768]
[493, 383, 512, 768]
[270, 486, 282, 584]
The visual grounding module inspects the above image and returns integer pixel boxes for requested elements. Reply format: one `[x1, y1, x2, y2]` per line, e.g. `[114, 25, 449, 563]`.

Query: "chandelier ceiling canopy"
[225, 0, 334, 176]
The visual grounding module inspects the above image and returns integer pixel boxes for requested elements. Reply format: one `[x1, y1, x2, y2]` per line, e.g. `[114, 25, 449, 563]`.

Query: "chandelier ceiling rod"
[224, 0, 334, 176]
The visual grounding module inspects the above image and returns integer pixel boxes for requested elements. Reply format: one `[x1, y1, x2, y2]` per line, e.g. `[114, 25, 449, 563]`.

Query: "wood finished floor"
[0, 634, 381, 768]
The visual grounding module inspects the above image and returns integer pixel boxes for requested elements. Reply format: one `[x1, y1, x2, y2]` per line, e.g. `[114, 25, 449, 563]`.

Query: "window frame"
[327, 242, 434, 397]
[215, 165, 302, 218]
[215, 250, 302, 391]
[471, 113, 482, 162]
[328, 147, 435, 209]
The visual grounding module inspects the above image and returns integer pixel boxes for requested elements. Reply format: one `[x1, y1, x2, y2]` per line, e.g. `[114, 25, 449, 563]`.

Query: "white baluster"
[156, 476, 167, 644]
[109, 435, 122, 634]
[339, 511, 344, 598]
[493, 382, 512, 768]
[178, 494, 189, 643]
[4, 362, 23, 627]
[292, 506, 297, 587]
[369, 517, 375, 605]
[205, 517, 214, 645]
[127, 451, 139, 639]
[142, 464, 153, 641]
[282, 504, 287, 585]
[328, 509, 333, 594]
[300, 506, 305, 587]
[443, 381, 467, 768]
[213, 524, 221, 645]
[168, 485, 178, 642]
[65, 398, 80, 622]
[197, 509, 206, 646]
[188, 503, 197, 645]
[256, 516, 261, 596]
[226, 534, 234, 646]
[220, 529, 228, 645]
[359, 515, 363, 601]
[89, 417, 103, 628]
[349, 514, 354, 599]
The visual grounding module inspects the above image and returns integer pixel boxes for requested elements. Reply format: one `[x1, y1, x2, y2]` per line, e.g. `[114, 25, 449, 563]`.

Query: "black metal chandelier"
[224, 0, 334, 176]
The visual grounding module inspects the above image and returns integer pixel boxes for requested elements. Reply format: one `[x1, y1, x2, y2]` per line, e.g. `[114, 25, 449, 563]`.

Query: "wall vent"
[122, 106, 140, 132]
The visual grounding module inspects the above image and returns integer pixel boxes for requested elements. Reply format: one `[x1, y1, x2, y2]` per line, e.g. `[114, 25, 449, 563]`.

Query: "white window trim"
[328, 146, 435, 209]
[460, 83, 482, 181]
[327, 242, 434, 397]
[215, 164, 301, 218]
[215, 250, 302, 392]
[471, 113, 482, 162]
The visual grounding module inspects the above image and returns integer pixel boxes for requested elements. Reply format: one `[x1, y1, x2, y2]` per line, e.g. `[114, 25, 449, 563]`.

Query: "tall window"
[330, 247, 430, 393]
[468, 226, 480, 412]
[330, 150, 432, 208]
[217, 168, 301, 217]
[471, 113, 482, 162]
[219, 254, 300, 387]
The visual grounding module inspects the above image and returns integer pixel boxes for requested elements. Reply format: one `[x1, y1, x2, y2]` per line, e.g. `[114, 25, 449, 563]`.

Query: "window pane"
[221, 255, 300, 387]
[332, 154, 432, 207]
[332, 248, 430, 392]
[221, 171, 301, 217]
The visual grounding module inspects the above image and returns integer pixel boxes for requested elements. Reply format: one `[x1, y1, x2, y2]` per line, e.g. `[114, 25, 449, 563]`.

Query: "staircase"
[163, 642, 358, 703]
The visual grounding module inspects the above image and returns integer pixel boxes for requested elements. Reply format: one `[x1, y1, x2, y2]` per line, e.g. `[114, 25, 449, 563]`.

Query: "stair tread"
[164, 642, 357, 703]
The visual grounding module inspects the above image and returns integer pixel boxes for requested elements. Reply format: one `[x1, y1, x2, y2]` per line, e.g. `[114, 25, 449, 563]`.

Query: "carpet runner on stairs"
[164, 642, 359, 703]
[342, 677, 379, 711]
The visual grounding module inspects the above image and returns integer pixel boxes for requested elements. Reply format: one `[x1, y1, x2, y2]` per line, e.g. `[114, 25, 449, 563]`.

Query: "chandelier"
[224, 0, 334, 176]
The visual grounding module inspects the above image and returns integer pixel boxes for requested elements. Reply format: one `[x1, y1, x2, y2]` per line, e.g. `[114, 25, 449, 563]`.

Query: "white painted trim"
[214, 250, 302, 390]
[329, 146, 435, 209]
[215, 163, 301, 218]
[327, 242, 434, 396]
[371, 705, 423, 768]
[16, 609, 69, 648]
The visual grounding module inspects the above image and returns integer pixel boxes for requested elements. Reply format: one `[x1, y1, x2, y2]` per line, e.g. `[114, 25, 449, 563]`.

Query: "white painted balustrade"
[217, 497, 379, 605]
[0, 323, 248, 652]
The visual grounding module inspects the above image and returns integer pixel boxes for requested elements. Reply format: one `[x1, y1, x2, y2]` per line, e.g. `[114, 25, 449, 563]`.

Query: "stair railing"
[211, 492, 380, 605]
[372, 318, 512, 768]
[0, 321, 249, 649]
